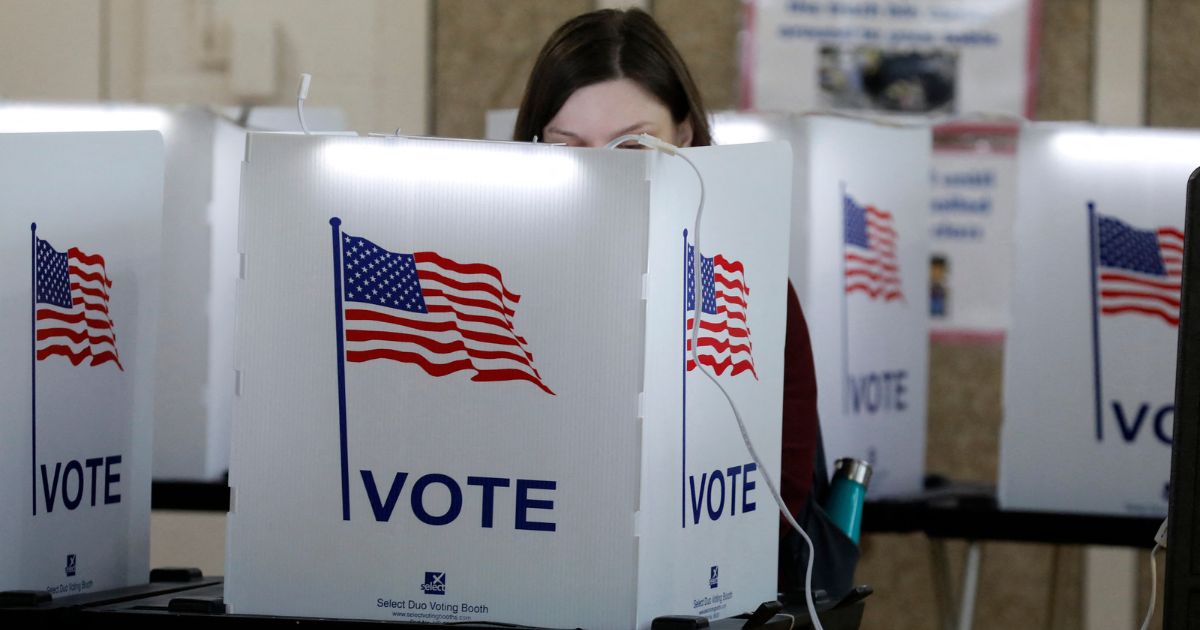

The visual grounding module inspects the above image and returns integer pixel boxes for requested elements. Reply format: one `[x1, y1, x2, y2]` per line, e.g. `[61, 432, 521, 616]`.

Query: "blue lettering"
[1112, 401, 1150, 443]
[360, 470, 408, 522]
[515, 479, 556, 532]
[1155, 406, 1174, 445]
[467, 476, 509, 528]
[85, 457, 103, 506]
[411, 474, 463, 526]
[40, 462, 62, 513]
[689, 474, 707, 525]
[686, 463, 758, 525]
[849, 370, 908, 414]
[706, 470, 726, 521]
[103, 455, 121, 505]
[62, 460, 83, 510]
[725, 466, 742, 516]
[743, 463, 758, 513]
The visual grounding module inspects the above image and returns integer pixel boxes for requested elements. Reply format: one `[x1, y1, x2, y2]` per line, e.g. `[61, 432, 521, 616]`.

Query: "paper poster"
[744, 0, 1037, 117]
[928, 123, 1017, 338]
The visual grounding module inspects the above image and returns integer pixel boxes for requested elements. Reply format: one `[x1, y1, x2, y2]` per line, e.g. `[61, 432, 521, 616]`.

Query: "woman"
[513, 8, 852, 597]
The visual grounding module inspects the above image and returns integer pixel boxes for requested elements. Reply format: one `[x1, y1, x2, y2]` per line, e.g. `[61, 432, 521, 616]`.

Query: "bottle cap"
[833, 457, 872, 487]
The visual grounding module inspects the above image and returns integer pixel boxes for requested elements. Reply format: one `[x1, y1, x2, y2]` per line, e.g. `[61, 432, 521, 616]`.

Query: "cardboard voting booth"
[225, 134, 793, 628]
[0, 131, 163, 592]
[0, 102, 346, 482]
[1000, 124, 1197, 516]
[713, 112, 931, 498]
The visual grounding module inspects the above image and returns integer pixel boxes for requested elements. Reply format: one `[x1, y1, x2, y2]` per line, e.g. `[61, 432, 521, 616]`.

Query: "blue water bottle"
[825, 458, 872, 544]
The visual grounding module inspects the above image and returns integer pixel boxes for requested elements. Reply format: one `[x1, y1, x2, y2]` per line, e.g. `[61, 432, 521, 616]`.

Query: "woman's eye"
[616, 142, 646, 150]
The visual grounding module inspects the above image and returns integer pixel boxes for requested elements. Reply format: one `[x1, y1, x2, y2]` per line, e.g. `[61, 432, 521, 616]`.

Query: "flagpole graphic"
[31, 222, 38, 516]
[330, 217, 352, 521]
[1087, 202, 1104, 442]
[681, 229, 688, 529]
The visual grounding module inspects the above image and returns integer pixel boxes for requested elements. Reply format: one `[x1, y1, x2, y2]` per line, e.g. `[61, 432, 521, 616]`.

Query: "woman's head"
[513, 8, 712, 148]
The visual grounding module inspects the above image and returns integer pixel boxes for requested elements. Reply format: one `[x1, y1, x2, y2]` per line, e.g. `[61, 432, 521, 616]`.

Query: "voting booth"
[0, 131, 163, 592]
[1000, 124, 1198, 516]
[225, 134, 793, 628]
[712, 112, 931, 498]
[0, 102, 346, 482]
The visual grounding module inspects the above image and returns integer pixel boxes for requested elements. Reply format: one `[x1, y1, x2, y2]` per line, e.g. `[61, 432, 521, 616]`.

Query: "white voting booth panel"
[226, 134, 792, 628]
[713, 112, 930, 498]
[1000, 124, 1196, 516]
[0, 131, 162, 592]
[0, 102, 346, 481]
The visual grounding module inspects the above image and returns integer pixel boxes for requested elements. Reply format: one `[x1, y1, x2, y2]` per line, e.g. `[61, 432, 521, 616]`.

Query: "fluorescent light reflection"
[321, 139, 580, 190]
[1050, 129, 1200, 165]
[711, 117, 776, 145]
[0, 104, 171, 133]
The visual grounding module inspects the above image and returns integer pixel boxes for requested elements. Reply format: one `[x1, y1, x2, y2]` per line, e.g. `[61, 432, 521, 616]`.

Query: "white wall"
[0, 0, 430, 134]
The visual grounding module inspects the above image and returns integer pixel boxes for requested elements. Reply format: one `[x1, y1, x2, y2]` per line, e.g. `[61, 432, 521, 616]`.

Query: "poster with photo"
[744, 0, 1038, 117]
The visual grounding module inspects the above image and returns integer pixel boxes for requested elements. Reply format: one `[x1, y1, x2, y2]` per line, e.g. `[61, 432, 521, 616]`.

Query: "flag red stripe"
[345, 308, 525, 350]
[865, 205, 893, 220]
[347, 348, 476, 375]
[1099, 272, 1181, 292]
[69, 267, 112, 288]
[866, 224, 897, 241]
[418, 269, 512, 308]
[1100, 305, 1179, 327]
[68, 248, 106, 267]
[71, 283, 110, 301]
[345, 329, 536, 370]
[716, 292, 747, 309]
[36, 327, 116, 346]
[845, 268, 902, 284]
[425, 304, 527, 344]
[713, 255, 745, 276]
[687, 354, 757, 377]
[1099, 289, 1180, 309]
[846, 284, 904, 301]
[346, 349, 553, 394]
[717, 306, 747, 323]
[685, 318, 751, 338]
[1159, 227, 1185, 240]
[415, 252, 521, 304]
[713, 275, 748, 295]
[422, 288, 515, 318]
[686, 337, 753, 355]
[470, 369, 555, 395]
[37, 309, 85, 323]
[74, 299, 109, 315]
[845, 253, 899, 272]
[1160, 242, 1184, 254]
[36, 344, 121, 369]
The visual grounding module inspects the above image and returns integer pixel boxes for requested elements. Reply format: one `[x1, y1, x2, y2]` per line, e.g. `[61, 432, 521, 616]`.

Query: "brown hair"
[513, 8, 712, 147]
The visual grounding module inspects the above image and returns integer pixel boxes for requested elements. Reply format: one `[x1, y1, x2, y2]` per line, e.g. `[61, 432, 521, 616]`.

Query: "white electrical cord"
[1139, 519, 1168, 630]
[607, 133, 826, 630]
[1138, 543, 1161, 630]
[296, 73, 312, 135]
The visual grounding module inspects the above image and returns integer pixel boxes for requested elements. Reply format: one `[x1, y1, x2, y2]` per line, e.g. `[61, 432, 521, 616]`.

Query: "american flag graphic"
[338, 230, 553, 395]
[843, 192, 903, 302]
[34, 236, 122, 370]
[1095, 213, 1183, 327]
[685, 242, 756, 378]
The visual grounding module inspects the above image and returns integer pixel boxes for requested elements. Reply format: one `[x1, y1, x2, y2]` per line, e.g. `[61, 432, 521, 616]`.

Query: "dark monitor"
[1166, 167, 1200, 628]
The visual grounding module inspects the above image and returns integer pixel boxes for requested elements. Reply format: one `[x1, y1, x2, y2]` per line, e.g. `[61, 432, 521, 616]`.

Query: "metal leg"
[929, 539, 957, 630]
[957, 542, 982, 630]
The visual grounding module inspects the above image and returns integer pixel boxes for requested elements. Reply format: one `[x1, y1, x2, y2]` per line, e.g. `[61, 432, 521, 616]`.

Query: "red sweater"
[780, 283, 819, 531]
